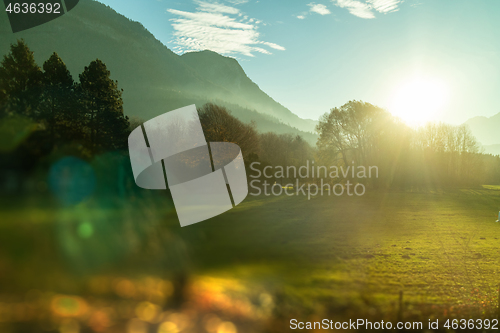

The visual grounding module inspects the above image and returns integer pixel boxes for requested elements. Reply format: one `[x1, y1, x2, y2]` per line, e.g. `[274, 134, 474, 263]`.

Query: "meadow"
[186, 186, 500, 320]
[1, 186, 500, 332]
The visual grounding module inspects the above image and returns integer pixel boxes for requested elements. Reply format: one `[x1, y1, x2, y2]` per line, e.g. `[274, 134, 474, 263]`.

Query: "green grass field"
[1, 186, 500, 331]
[181, 185, 500, 321]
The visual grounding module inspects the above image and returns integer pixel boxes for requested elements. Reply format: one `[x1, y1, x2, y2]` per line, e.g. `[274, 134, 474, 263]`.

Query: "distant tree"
[290, 135, 314, 167]
[0, 39, 42, 118]
[456, 124, 481, 182]
[259, 132, 291, 167]
[411, 122, 482, 186]
[317, 100, 425, 188]
[39, 52, 83, 144]
[258, 132, 313, 184]
[316, 100, 392, 168]
[78, 59, 129, 152]
[197, 103, 260, 158]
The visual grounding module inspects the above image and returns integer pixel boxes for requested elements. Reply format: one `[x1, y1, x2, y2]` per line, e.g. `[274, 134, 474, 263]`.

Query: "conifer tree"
[40, 52, 82, 144]
[0, 39, 42, 117]
[78, 59, 129, 152]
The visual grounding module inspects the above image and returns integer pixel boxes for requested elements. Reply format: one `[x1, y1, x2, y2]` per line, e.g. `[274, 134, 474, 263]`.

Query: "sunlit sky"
[96, 0, 500, 124]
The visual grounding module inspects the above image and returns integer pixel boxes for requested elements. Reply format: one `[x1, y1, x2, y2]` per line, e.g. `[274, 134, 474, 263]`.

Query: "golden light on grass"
[217, 321, 237, 333]
[88, 309, 113, 332]
[114, 279, 136, 299]
[157, 321, 179, 333]
[127, 318, 148, 333]
[51, 295, 88, 318]
[389, 76, 450, 126]
[59, 319, 80, 333]
[135, 302, 161, 323]
[165, 313, 190, 331]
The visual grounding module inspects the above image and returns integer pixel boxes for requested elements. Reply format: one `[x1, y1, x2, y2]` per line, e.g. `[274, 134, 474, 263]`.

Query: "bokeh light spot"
[127, 318, 148, 333]
[51, 295, 88, 317]
[48, 157, 96, 205]
[217, 321, 237, 333]
[158, 321, 179, 333]
[135, 302, 161, 323]
[77, 222, 94, 239]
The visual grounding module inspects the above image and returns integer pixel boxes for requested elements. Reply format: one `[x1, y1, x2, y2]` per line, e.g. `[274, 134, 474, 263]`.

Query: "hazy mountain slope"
[181, 50, 316, 132]
[1, 1, 212, 94]
[465, 112, 500, 145]
[482, 144, 500, 156]
[0, 0, 317, 142]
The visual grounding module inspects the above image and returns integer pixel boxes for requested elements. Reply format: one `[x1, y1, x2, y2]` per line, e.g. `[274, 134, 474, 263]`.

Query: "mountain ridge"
[482, 144, 500, 156]
[0, 0, 317, 142]
[180, 50, 317, 130]
[464, 112, 500, 146]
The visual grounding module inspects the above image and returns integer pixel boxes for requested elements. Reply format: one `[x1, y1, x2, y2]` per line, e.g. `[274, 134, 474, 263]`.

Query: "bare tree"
[197, 103, 260, 159]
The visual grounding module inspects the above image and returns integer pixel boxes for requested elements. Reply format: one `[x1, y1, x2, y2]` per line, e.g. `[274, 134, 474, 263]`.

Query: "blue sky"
[96, 0, 500, 124]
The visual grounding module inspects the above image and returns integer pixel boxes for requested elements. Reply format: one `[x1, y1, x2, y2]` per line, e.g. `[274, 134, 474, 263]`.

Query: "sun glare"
[389, 76, 449, 126]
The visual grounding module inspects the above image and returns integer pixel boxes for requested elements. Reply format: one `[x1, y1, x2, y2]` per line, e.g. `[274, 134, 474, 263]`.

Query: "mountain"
[464, 113, 500, 146]
[482, 144, 500, 156]
[0, 0, 317, 143]
[180, 51, 317, 132]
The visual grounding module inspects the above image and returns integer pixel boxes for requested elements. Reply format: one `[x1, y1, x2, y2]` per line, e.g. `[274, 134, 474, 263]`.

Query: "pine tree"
[0, 39, 42, 118]
[40, 52, 82, 144]
[78, 59, 129, 152]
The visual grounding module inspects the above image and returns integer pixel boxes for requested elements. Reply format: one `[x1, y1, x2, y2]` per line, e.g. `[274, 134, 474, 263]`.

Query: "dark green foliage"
[0, 41, 130, 169]
[259, 132, 313, 169]
[0, 39, 43, 118]
[39, 52, 83, 144]
[78, 59, 129, 152]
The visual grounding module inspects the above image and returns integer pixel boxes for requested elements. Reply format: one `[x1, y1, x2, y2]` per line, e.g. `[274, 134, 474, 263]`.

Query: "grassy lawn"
[1, 186, 500, 330]
[180, 185, 500, 320]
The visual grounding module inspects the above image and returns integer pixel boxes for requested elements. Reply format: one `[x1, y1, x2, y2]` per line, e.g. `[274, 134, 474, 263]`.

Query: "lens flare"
[389, 76, 450, 126]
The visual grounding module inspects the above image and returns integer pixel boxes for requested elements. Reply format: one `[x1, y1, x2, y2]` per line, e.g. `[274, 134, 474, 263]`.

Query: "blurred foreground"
[1, 163, 500, 332]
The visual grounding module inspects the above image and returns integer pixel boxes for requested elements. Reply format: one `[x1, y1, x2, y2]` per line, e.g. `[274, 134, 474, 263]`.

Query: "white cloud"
[196, 1, 239, 14]
[167, 1, 285, 57]
[333, 0, 401, 19]
[262, 42, 286, 51]
[297, 15, 306, 19]
[308, 3, 332, 15]
[168, 9, 253, 30]
[225, 0, 248, 4]
[368, 0, 401, 13]
[334, 0, 374, 18]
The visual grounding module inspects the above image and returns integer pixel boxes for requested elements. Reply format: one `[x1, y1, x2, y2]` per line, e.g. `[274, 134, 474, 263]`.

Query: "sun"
[389, 76, 449, 126]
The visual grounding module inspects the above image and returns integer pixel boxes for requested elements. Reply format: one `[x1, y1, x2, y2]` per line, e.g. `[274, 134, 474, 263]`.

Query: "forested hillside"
[0, 0, 317, 144]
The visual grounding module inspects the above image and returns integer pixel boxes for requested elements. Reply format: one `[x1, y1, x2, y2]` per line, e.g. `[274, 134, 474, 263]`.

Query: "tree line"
[316, 101, 500, 188]
[1, 41, 498, 189]
[0, 40, 129, 170]
[200, 102, 499, 188]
